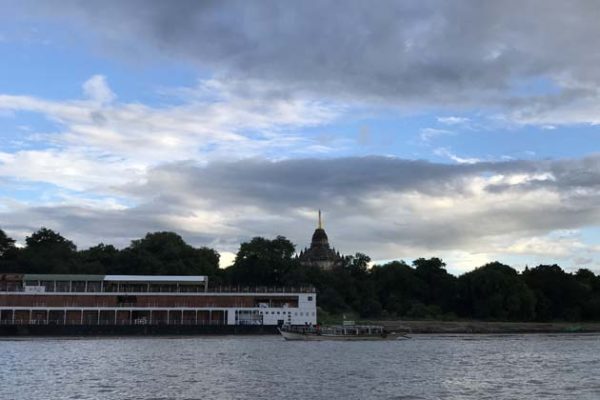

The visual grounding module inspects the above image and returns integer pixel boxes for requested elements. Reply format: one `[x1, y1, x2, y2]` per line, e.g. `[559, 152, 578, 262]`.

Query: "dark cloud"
[3, 156, 599, 268]
[1, 203, 220, 251]
[23, 1, 600, 110]
[127, 157, 534, 206]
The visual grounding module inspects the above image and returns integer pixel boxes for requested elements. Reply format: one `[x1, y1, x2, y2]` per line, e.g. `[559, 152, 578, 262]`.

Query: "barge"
[278, 323, 407, 341]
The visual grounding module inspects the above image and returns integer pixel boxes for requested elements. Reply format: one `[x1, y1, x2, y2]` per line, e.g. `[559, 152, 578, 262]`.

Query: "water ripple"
[0, 334, 599, 399]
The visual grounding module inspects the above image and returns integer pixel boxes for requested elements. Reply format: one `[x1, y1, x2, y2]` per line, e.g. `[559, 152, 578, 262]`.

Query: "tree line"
[1, 228, 600, 322]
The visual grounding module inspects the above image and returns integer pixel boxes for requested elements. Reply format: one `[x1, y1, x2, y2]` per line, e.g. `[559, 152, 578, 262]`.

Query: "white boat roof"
[104, 275, 207, 283]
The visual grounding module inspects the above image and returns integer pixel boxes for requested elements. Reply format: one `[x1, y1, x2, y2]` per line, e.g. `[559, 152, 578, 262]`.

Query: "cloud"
[0, 148, 140, 191]
[0, 75, 343, 191]
[14, 0, 600, 124]
[82, 75, 115, 104]
[2, 155, 600, 272]
[434, 148, 481, 164]
[437, 116, 471, 126]
[2, 2, 600, 273]
[419, 127, 453, 142]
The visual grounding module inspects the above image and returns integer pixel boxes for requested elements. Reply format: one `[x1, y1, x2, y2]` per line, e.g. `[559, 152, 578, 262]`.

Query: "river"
[1, 334, 599, 399]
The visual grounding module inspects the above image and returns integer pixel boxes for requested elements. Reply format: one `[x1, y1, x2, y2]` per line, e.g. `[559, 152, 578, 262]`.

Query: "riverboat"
[278, 323, 407, 341]
[0, 273, 317, 336]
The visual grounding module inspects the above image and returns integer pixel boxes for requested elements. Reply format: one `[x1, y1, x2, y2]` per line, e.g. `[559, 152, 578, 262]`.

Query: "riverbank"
[373, 320, 600, 334]
[3, 320, 599, 336]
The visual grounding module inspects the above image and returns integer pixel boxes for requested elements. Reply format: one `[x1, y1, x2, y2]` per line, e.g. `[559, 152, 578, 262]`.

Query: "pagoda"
[297, 210, 343, 270]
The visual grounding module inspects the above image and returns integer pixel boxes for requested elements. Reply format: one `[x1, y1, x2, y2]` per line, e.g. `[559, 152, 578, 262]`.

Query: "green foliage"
[3, 227, 600, 322]
[0, 229, 16, 258]
[25, 227, 76, 251]
[370, 261, 422, 315]
[0, 229, 19, 272]
[413, 257, 458, 313]
[574, 269, 600, 320]
[226, 236, 296, 286]
[523, 264, 589, 321]
[458, 262, 536, 320]
[0, 227, 220, 277]
[17, 228, 78, 274]
[78, 243, 121, 274]
[119, 232, 220, 276]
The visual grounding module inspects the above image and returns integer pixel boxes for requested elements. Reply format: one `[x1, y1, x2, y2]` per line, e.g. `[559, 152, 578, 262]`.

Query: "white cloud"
[434, 147, 481, 164]
[21, 0, 600, 126]
[0, 148, 143, 191]
[2, 155, 599, 273]
[0, 76, 343, 191]
[419, 128, 453, 142]
[437, 116, 470, 126]
[82, 75, 115, 104]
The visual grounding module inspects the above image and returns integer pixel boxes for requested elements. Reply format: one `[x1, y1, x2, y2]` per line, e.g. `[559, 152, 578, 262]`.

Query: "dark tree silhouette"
[16, 228, 78, 274]
[119, 232, 220, 276]
[2, 227, 600, 322]
[227, 236, 296, 286]
[458, 262, 536, 320]
[0, 229, 16, 258]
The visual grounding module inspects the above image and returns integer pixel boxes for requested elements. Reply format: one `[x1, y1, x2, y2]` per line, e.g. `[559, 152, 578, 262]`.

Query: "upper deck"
[0, 273, 315, 296]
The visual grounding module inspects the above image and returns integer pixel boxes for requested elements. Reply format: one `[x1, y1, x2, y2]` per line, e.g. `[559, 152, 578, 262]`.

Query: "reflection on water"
[1, 334, 599, 399]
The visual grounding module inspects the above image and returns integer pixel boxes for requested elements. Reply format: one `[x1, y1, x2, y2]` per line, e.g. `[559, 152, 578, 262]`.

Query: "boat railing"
[281, 323, 385, 336]
[0, 285, 317, 294]
[0, 318, 230, 326]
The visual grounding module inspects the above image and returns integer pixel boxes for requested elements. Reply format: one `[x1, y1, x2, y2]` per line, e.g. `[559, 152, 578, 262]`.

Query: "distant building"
[297, 210, 343, 270]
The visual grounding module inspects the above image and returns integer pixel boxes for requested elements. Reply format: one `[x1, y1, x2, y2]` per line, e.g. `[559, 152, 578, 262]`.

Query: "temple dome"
[311, 228, 329, 244]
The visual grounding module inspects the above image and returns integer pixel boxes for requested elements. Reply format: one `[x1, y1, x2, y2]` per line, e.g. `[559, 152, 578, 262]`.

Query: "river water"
[1, 334, 599, 400]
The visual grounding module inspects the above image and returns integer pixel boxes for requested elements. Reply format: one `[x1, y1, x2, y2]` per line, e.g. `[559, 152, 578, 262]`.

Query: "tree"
[78, 243, 120, 274]
[344, 253, 371, 276]
[0, 229, 16, 258]
[413, 257, 457, 313]
[0, 228, 19, 273]
[574, 269, 600, 320]
[119, 232, 220, 276]
[523, 264, 588, 321]
[25, 227, 77, 251]
[371, 261, 424, 316]
[7, 226, 600, 323]
[458, 262, 535, 320]
[227, 236, 296, 286]
[18, 227, 77, 273]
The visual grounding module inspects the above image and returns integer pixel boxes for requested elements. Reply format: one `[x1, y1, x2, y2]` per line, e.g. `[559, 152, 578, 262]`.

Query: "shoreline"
[2, 321, 600, 336]
[375, 320, 600, 334]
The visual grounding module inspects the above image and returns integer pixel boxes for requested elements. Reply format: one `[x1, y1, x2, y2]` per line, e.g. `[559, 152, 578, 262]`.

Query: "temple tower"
[297, 210, 343, 270]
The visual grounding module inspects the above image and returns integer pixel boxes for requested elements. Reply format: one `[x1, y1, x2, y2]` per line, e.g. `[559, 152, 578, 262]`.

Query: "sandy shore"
[372, 320, 600, 334]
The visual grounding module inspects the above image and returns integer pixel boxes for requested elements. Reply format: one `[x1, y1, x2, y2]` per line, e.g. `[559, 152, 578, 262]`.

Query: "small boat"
[278, 323, 408, 341]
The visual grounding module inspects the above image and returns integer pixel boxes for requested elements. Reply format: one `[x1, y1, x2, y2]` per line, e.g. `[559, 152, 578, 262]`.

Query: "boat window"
[308, 296, 313, 301]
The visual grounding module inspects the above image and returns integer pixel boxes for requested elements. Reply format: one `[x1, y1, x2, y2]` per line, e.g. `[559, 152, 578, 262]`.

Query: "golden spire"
[318, 209, 322, 229]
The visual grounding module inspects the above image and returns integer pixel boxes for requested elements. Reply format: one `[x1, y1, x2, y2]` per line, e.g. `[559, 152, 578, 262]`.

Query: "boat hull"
[278, 328, 406, 341]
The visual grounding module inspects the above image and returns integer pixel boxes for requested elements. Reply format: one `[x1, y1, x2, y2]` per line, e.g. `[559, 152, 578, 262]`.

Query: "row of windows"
[259, 311, 315, 316]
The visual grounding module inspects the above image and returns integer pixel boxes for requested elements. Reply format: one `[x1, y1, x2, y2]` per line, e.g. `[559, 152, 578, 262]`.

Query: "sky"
[0, 1, 599, 274]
